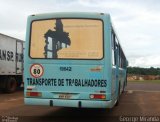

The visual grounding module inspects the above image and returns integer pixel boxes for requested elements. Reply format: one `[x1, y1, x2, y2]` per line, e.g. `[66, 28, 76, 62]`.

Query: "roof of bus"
[29, 12, 110, 19]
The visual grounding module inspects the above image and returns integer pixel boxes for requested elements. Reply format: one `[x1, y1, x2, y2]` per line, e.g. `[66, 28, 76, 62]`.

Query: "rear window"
[30, 19, 103, 59]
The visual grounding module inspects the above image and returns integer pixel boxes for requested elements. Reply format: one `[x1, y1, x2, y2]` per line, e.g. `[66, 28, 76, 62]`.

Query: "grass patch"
[128, 80, 160, 83]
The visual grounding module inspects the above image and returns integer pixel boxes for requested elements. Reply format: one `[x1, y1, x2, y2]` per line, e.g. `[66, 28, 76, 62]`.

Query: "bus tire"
[115, 83, 120, 106]
[5, 77, 17, 93]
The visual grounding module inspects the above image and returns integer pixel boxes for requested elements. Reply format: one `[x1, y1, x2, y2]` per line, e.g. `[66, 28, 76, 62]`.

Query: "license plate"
[59, 94, 72, 99]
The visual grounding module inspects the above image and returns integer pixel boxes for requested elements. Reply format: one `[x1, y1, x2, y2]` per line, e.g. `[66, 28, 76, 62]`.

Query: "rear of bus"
[24, 12, 113, 108]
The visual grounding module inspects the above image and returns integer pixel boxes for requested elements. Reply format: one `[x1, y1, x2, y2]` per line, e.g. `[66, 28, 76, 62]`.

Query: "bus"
[24, 12, 128, 108]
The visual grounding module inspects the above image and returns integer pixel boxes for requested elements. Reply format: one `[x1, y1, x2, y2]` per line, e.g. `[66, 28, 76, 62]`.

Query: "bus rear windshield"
[30, 19, 103, 59]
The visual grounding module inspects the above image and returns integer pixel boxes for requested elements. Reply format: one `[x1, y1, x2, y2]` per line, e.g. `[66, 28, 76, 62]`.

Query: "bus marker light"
[90, 66, 102, 72]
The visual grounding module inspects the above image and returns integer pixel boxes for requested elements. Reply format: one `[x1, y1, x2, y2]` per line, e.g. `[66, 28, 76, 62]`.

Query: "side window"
[119, 47, 122, 68]
[111, 31, 116, 66]
[112, 32, 126, 69]
[122, 53, 125, 68]
[119, 47, 125, 68]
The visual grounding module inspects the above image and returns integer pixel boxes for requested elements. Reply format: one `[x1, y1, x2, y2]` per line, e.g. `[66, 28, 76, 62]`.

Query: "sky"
[0, 0, 160, 68]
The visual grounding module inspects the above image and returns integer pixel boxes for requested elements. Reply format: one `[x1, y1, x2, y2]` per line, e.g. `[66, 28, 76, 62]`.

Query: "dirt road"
[0, 82, 160, 122]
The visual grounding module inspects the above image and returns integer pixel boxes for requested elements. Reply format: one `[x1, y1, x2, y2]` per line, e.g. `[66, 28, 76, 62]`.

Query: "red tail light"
[26, 92, 42, 97]
[90, 94, 106, 99]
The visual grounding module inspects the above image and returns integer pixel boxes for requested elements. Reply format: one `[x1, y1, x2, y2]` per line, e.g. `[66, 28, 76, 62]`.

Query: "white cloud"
[0, 0, 159, 67]
[130, 55, 160, 68]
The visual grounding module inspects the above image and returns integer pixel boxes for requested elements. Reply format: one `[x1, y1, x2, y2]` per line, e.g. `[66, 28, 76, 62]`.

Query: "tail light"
[90, 94, 106, 99]
[26, 92, 42, 97]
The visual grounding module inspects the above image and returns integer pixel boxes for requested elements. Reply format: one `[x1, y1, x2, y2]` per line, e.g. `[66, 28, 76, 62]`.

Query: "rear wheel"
[5, 77, 17, 93]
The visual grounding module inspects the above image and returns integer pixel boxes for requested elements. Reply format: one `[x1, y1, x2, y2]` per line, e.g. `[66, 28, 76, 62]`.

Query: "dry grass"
[128, 80, 160, 83]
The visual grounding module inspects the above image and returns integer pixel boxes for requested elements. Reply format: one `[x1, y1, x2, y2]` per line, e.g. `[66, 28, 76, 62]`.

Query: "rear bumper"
[24, 98, 113, 108]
